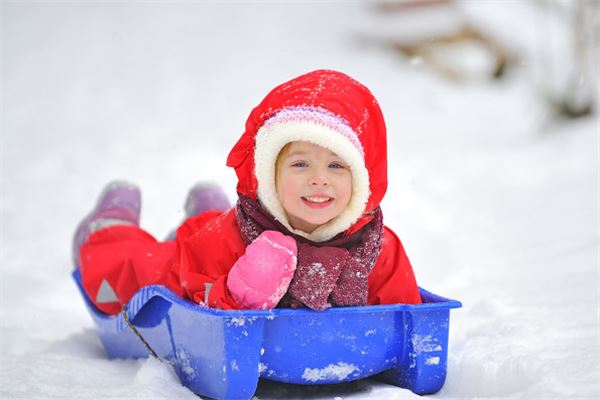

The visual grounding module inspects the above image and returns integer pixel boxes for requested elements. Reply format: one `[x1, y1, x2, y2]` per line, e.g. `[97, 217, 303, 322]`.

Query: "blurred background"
[1, 1, 598, 398]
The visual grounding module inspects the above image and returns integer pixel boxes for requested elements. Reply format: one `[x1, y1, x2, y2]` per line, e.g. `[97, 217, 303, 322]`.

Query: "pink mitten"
[227, 230, 297, 309]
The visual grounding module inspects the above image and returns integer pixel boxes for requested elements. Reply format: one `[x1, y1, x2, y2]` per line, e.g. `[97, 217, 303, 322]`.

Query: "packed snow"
[1, 1, 598, 399]
[302, 363, 359, 382]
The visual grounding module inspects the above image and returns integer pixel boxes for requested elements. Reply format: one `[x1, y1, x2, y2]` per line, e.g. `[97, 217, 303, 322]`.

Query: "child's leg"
[184, 182, 230, 217]
[72, 181, 141, 266]
[165, 182, 230, 241]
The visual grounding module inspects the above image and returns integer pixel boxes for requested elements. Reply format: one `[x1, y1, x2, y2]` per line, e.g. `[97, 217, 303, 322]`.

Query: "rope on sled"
[121, 307, 161, 361]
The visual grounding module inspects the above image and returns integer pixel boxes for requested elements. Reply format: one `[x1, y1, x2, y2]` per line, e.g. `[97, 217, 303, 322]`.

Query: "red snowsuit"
[80, 70, 422, 315]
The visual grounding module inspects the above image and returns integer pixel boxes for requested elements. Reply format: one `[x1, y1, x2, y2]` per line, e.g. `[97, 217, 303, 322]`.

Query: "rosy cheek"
[278, 180, 298, 207]
[285, 185, 298, 200]
[341, 182, 352, 206]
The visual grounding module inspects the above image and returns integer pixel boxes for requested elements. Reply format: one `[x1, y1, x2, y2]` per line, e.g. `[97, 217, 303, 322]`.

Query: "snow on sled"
[73, 269, 461, 400]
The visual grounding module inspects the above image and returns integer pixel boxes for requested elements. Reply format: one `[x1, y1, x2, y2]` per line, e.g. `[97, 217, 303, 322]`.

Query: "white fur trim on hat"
[254, 107, 370, 242]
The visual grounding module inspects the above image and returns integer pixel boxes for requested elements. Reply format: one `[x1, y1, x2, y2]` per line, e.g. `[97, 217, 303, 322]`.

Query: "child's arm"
[367, 226, 422, 305]
[226, 231, 297, 309]
[174, 209, 296, 310]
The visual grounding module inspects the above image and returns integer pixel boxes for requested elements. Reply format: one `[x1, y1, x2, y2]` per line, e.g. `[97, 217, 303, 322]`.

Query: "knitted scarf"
[235, 195, 383, 310]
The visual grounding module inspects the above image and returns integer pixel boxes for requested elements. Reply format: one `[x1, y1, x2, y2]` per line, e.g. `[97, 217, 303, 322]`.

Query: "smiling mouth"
[301, 196, 334, 208]
[302, 196, 333, 203]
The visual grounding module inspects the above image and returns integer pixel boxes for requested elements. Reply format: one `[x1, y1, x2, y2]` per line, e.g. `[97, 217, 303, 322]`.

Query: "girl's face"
[276, 141, 352, 233]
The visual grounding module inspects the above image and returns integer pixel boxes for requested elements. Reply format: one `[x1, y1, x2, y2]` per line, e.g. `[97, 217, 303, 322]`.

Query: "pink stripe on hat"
[262, 107, 364, 158]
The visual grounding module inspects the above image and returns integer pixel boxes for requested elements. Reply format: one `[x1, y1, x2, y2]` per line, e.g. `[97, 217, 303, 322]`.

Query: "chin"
[302, 215, 335, 227]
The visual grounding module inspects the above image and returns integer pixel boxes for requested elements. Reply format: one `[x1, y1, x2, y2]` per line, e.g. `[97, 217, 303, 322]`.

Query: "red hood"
[226, 69, 388, 234]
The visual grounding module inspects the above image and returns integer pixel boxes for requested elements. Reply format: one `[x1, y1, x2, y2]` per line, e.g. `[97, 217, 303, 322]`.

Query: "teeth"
[304, 196, 330, 203]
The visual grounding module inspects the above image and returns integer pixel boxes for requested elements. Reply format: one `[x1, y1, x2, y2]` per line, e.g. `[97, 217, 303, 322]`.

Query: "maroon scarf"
[235, 195, 383, 310]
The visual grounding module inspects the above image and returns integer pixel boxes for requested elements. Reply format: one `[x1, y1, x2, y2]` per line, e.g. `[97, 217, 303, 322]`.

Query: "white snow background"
[1, 1, 598, 399]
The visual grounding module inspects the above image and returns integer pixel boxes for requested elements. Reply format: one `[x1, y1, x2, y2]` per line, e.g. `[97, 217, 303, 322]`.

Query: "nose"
[309, 169, 329, 186]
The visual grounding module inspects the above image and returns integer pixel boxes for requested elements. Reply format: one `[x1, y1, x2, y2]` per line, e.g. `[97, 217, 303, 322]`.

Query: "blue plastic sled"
[73, 269, 461, 399]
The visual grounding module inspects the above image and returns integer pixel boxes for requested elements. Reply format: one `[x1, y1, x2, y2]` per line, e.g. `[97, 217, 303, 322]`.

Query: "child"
[73, 69, 422, 315]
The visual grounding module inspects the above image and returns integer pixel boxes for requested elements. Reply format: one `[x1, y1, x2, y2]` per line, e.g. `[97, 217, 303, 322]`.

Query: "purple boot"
[165, 182, 230, 241]
[72, 181, 141, 267]
[184, 182, 230, 217]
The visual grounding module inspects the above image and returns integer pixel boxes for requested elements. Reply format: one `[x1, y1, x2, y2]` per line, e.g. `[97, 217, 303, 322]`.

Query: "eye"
[328, 162, 346, 169]
[291, 161, 308, 168]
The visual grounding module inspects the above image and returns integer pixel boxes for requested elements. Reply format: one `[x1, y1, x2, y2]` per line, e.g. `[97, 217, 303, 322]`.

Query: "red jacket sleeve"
[367, 226, 422, 305]
[173, 208, 246, 310]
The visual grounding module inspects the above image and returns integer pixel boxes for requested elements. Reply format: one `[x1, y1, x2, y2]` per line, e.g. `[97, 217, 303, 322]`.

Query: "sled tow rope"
[121, 307, 161, 361]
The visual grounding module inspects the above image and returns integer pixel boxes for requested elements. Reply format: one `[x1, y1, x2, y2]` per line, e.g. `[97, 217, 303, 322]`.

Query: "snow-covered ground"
[1, 1, 598, 399]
